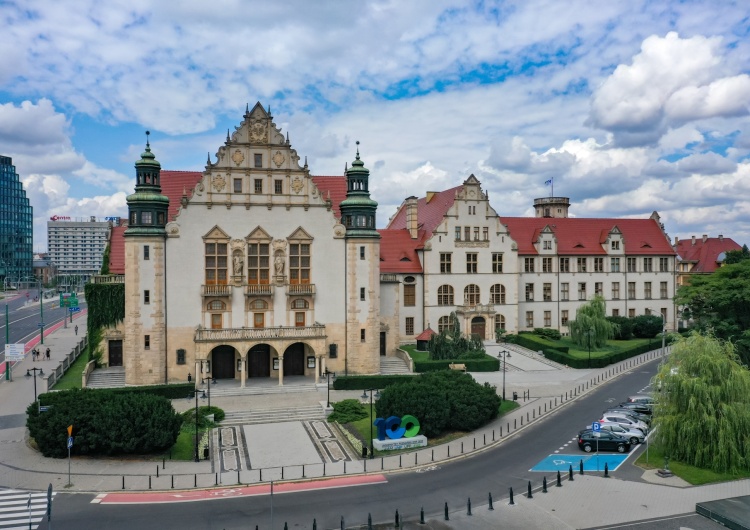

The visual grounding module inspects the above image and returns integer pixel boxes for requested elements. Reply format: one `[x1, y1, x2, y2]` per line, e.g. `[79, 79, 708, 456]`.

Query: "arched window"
[438, 316, 451, 333]
[464, 284, 480, 305]
[291, 299, 309, 309]
[250, 299, 268, 310]
[494, 314, 506, 331]
[207, 300, 226, 311]
[490, 284, 506, 304]
[437, 285, 454, 306]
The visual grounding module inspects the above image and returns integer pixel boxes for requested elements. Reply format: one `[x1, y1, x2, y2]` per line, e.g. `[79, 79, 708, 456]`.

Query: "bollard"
[162, 457, 165, 470]
[340, 516, 344, 530]
[415, 453, 418, 465]
[444, 501, 449, 521]
[509, 487, 515, 505]
[521, 416, 523, 426]
[303, 464, 306, 478]
[381, 458, 384, 470]
[448, 446, 451, 457]
[579, 460, 584, 475]
[544, 402, 547, 412]
[171, 475, 174, 489]
[527, 480, 532, 499]
[239, 469, 242, 484]
[569, 465, 574, 481]
[420, 507, 425, 524]
[122, 476, 125, 490]
[483, 433, 486, 445]
[149, 476, 151, 490]
[194, 474, 197, 487]
[395, 509, 400, 528]
[399, 455, 401, 468]
[364, 459, 367, 473]
[474, 437, 476, 450]
[282, 467, 285, 480]
[432, 449, 434, 462]
[527, 412, 529, 422]
[555, 397, 557, 406]
[542, 476, 548, 493]
[313, 519, 317, 530]
[539, 405, 541, 416]
[344, 461, 347, 474]
[467, 498, 472, 516]
[566, 391, 568, 400]
[533, 409, 535, 419]
[324, 462, 326, 476]
[156, 465, 159, 478]
[514, 419, 517, 429]
[284, 524, 288, 530]
[461, 442, 464, 454]
[556, 470, 562, 487]
[215, 473, 218, 485]
[604, 462, 610, 478]
[368, 513, 372, 530]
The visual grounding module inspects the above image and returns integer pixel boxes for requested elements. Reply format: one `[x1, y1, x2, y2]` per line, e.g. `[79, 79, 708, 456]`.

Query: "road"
[44, 358, 662, 529]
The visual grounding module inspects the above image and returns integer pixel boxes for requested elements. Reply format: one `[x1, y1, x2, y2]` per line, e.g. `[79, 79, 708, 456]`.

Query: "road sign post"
[592, 422, 600, 471]
[67, 425, 73, 487]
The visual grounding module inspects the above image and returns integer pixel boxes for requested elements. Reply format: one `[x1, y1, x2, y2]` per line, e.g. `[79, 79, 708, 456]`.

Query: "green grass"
[400, 344, 429, 362]
[634, 444, 750, 485]
[167, 427, 202, 461]
[52, 350, 91, 390]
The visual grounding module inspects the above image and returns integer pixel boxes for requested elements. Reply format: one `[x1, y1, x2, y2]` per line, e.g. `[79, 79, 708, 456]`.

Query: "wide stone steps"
[505, 343, 569, 370]
[221, 405, 325, 426]
[86, 367, 126, 388]
[380, 357, 411, 375]
[203, 383, 318, 398]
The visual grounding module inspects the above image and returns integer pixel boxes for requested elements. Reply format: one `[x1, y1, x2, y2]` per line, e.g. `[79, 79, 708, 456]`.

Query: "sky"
[1, 0, 750, 253]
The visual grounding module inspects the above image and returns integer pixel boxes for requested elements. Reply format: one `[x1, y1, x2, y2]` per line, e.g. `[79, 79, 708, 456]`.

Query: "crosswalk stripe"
[0, 489, 55, 530]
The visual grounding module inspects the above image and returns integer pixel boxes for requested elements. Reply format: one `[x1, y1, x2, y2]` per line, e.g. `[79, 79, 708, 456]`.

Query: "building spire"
[146, 130, 150, 149]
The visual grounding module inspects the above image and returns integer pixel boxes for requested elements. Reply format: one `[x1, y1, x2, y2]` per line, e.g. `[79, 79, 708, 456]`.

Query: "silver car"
[600, 414, 649, 434]
[594, 422, 646, 444]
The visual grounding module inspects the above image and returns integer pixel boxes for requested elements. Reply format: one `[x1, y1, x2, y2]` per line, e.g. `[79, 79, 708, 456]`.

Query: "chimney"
[692, 235, 696, 246]
[674, 236, 679, 246]
[405, 196, 419, 239]
[719, 234, 723, 241]
[702, 234, 708, 243]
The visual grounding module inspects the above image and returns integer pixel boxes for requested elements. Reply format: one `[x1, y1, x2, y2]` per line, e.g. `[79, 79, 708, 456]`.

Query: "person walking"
[74, 325, 78, 336]
[45, 348, 50, 360]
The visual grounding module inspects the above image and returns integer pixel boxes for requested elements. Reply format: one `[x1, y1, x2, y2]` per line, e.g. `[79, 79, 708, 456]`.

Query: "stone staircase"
[380, 356, 411, 375]
[204, 383, 318, 398]
[504, 343, 569, 370]
[221, 405, 325, 426]
[86, 366, 126, 388]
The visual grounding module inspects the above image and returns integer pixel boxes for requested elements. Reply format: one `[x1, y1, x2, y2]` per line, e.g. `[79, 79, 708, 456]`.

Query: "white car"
[593, 422, 646, 444]
[600, 414, 649, 434]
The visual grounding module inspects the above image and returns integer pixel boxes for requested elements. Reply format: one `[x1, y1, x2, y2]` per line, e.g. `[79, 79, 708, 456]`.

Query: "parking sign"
[592, 421, 601, 432]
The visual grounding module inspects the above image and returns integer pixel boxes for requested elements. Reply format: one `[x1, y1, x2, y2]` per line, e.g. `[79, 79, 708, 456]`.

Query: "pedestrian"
[32, 349, 36, 362]
[187, 373, 192, 383]
[46, 348, 50, 360]
[74, 325, 78, 336]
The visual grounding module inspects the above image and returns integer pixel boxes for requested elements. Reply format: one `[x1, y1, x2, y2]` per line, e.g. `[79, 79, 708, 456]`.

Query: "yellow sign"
[67, 425, 73, 437]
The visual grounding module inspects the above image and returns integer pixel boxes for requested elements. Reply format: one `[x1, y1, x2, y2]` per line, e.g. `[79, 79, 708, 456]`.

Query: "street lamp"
[360, 389, 380, 459]
[324, 369, 336, 408]
[26, 367, 44, 413]
[586, 328, 594, 369]
[201, 361, 214, 412]
[497, 350, 511, 401]
[38, 278, 44, 345]
[194, 389, 200, 462]
[648, 309, 666, 364]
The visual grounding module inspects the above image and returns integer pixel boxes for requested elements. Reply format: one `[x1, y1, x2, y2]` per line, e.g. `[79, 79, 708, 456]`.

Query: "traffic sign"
[592, 421, 601, 432]
[67, 437, 74, 449]
[68, 306, 81, 313]
[4, 343, 25, 362]
[37, 323, 46, 327]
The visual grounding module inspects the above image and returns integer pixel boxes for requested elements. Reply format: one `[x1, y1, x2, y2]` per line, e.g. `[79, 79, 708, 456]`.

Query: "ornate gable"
[202, 226, 230, 240]
[246, 226, 272, 241]
[288, 227, 314, 241]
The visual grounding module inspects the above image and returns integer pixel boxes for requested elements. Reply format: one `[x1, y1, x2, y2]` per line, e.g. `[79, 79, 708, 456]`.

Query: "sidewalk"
[0, 324, 743, 529]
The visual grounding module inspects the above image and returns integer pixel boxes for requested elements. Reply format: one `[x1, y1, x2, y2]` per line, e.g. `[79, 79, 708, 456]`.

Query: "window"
[464, 284, 480, 305]
[473, 227, 479, 241]
[142, 211, 152, 224]
[248, 242, 270, 284]
[360, 287, 366, 301]
[144, 290, 150, 304]
[628, 308, 635, 318]
[440, 253, 452, 273]
[559, 258, 570, 272]
[543, 240, 552, 250]
[483, 227, 489, 241]
[524, 258, 535, 273]
[628, 282, 636, 299]
[254, 313, 265, 328]
[595, 282, 603, 296]
[455, 227, 461, 240]
[561, 282, 569, 301]
[144, 245, 150, 260]
[130, 212, 137, 224]
[544, 311, 551, 327]
[466, 253, 477, 273]
[360, 329, 366, 342]
[577, 258, 587, 272]
[438, 316, 451, 333]
[561, 310, 569, 326]
[274, 180, 282, 194]
[611, 240, 620, 250]
[205, 242, 228, 285]
[643, 258, 653, 272]
[490, 284, 505, 304]
[659, 258, 669, 272]
[405, 317, 414, 335]
[542, 257, 552, 273]
[254, 154, 262, 167]
[158, 212, 165, 225]
[526, 311, 534, 327]
[611, 257, 620, 272]
[644, 282, 652, 299]
[144, 335, 150, 350]
[177, 349, 186, 365]
[660, 281, 668, 299]
[464, 227, 471, 241]
[612, 308, 619, 317]
[661, 308, 667, 322]
[525, 283, 534, 301]
[543, 283, 552, 301]
[438, 285, 454, 305]
[295, 312, 305, 327]
[491, 253, 503, 273]
[404, 284, 415, 306]
[289, 243, 311, 284]
[360, 246, 365, 260]
[627, 257, 637, 272]
[291, 299, 308, 309]
[208, 300, 226, 310]
[494, 314, 505, 332]
[612, 282, 620, 299]
[578, 282, 587, 300]
[233, 178, 242, 193]
[254, 179, 263, 193]
[594, 257, 604, 272]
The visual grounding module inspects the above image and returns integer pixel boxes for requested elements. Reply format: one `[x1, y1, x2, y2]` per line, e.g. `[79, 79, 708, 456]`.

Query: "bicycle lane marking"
[93, 474, 388, 504]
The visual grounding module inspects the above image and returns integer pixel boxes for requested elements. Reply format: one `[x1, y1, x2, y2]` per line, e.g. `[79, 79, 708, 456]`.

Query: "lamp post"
[201, 361, 212, 412]
[194, 388, 200, 462]
[25, 367, 44, 413]
[497, 350, 510, 401]
[324, 369, 335, 408]
[361, 388, 380, 459]
[38, 278, 44, 345]
[648, 309, 666, 364]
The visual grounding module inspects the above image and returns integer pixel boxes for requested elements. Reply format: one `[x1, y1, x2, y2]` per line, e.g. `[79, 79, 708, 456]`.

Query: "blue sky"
[1, 0, 750, 252]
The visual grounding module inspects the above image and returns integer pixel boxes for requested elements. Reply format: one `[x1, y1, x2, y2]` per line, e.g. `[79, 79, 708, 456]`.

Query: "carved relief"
[212, 174, 226, 192]
[272, 239, 287, 282]
[333, 224, 345, 239]
[272, 150, 285, 168]
[232, 250, 244, 276]
[291, 176, 304, 194]
[166, 222, 180, 238]
[231, 149, 245, 167]
[230, 238, 245, 252]
[250, 119, 267, 142]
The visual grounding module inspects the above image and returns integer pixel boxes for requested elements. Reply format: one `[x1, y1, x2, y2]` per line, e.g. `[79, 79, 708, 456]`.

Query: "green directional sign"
[59, 293, 78, 307]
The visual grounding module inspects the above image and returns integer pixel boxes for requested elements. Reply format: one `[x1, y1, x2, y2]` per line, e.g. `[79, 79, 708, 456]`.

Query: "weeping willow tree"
[653, 332, 750, 473]
[428, 312, 485, 360]
[567, 295, 617, 349]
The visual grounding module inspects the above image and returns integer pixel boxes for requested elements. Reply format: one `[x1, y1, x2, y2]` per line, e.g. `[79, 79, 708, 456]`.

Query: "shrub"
[332, 375, 417, 390]
[607, 316, 634, 340]
[533, 328, 562, 340]
[632, 315, 663, 338]
[328, 399, 368, 423]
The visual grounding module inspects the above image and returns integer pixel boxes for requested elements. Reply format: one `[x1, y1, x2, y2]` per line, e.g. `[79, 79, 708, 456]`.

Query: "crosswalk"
[0, 489, 53, 530]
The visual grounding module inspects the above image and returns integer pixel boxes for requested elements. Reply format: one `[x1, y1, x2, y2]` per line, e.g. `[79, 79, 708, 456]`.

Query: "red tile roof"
[415, 327, 436, 341]
[311, 176, 347, 220]
[387, 186, 461, 236]
[160, 170, 203, 221]
[675, 236, 741, 273]
[108, 224, 127, 274]
[499, 217, 675, 256]
[378, 229, 424, 273]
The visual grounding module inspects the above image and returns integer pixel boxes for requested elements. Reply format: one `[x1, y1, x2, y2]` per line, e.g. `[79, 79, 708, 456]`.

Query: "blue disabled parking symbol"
[531, 453, 630, 473]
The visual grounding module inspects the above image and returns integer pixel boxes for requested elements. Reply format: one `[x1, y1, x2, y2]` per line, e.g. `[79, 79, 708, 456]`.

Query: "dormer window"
[611, 240, 620, 250]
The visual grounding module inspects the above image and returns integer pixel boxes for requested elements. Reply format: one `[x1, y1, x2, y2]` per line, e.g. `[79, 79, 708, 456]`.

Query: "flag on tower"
[544, 178, 553, 185]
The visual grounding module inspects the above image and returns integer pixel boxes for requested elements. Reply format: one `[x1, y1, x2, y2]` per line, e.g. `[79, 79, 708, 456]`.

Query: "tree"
[723, 244, 750, 265]
[675, 259, 750, 364]
[567, 295, 618, 349]
[653, 332, 750, 473]
[428, 312, 485, 360]
[631, 314, 663, 338]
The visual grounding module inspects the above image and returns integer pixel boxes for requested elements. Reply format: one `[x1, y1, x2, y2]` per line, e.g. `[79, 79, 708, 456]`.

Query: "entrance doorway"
[380, 332, 386, 356]
[248, 344, 271, 377]
[283, 343, 305, 376]
[471, 317, 486, 340]
[108, 340, 122, 367]
[211, 346, 235, 379]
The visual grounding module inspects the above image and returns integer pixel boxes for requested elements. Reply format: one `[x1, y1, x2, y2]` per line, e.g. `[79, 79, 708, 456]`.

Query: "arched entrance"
[471, 317, 486, 340]
[248, 344, 271, 378]
[211, 345, 235, 379]
[283, 342, 305, 376]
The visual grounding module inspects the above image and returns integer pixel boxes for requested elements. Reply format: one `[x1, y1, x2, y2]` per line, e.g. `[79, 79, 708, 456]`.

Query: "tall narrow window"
[594, 258, 603, 272]
[289, 243, 311, 284]
[561, 310, 569, 326]
[526, 311, 534, 327]
[659, 258, 669, 272]
[559, 258, 570, 272]
[612, 282, 620, 299]
[455, 227, 461, 240]
[248, 242, 270, 284]
[544, 311, 551, 327]
[360, 329, 366, 342]
[492, 253, 503, 273]
[205, 242, 228, 285]
[143, 245, 150, 260]
[464, 284, 480, 305]
[144, 290, 150, 304]
[295, 312, 306, 327]
[473, 227, 479, 241]
[464, 227, 471, 241]
[254, 154, 263, 167]
[561, 283, 569, 301]
[524, 258, 535, 273]
[490, 284, 505, 304]
[466, 253, 477, 273]
[438, 316, 451, 333]
[578, 282, 587, 300]
[483, 227, 489, 241]
[543, 283, 552, 301]
[494, 314, 506, 331]
[628, 282, 636, 299]
[403, 284, 416, 306]
[440, 253, 452, 273]
[405, 317, 414, 335]
[577, 258, 587, 272]
[660, 281, 668, 299]
[627, 257, 637, 272]
[360, 287, 366, 301]
[144, 335, 150, 349]
[595, 282, 603, 295]
[525, 283, 534, 301]
[254, 313, 265, 328]
[360, 246, 365, 260]
[643, 258, 653, 272]
[254, 179, 263, 193]
[644, 282, 652, 299]
[611, 257, 620, 272]
[274, 180, 283, 194]
[142, 211, 152, 224]
[542, 257, 552, 273]
[233, 178, 242, 193]
[438, 285, 454, 305]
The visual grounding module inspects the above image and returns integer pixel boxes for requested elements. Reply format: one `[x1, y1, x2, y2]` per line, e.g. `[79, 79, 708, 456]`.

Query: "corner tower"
[339, 142, 381, 374]
[123, 132, 170, 385]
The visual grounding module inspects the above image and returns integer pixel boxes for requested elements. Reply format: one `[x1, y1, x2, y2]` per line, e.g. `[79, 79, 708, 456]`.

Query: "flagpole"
[551, 177, 554, 198]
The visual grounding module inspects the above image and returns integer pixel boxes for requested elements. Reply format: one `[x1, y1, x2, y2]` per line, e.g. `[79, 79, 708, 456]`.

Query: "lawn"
[522, 335, 655, 362]
[634, 444, 750, 485]
[166, 427, 202, 461]
[399, 344, 428, 362]
[51, 350, 90, 390]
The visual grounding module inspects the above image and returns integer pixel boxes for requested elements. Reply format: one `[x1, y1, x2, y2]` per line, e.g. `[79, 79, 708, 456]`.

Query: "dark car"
[604, 408, 651, 426]
[617, 402, 652, 415]
[577, 430, 631, 453]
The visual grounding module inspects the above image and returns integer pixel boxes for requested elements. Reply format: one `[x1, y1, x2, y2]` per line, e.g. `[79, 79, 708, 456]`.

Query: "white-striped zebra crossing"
[0, 488, 53, 530]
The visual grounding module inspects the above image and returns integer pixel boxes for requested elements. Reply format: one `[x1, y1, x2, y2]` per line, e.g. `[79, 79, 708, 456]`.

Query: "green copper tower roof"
[125, 131, 169, 237]
[340, 141, 379, 239]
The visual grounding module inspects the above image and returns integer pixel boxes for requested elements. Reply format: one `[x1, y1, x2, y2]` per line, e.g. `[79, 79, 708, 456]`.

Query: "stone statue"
[233, 253, 244, 275]
[275, 254, 284, 275]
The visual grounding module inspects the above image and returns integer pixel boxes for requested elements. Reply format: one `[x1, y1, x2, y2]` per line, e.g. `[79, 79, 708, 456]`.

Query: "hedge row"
[39, 382, 195, 405]
[414, 356, 500, 373]
[332, 375, 417, 390]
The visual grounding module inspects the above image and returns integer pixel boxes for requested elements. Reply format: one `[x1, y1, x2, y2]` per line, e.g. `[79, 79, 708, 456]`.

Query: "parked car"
[590, 422, 646, 444]
[627, 395, 654, 406]
[618, 401, 652, 415]
[604, 408, 651, 426]
[600, 413, 649, 434]
[577, 430, 631, 453]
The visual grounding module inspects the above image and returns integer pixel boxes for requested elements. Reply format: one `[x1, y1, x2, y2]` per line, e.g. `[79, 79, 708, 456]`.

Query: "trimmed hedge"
[332, 375, 417, 390]
[414, 355, 500, 373]
[39, 382, 195, 405]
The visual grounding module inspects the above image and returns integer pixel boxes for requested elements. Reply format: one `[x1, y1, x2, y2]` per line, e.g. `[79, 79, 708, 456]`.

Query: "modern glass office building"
[0, 156, 33, 286]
